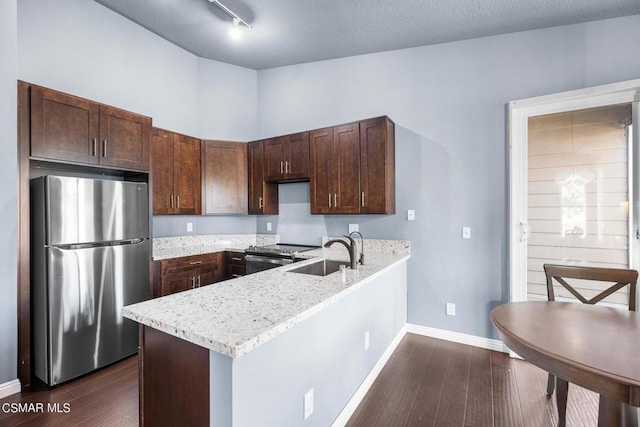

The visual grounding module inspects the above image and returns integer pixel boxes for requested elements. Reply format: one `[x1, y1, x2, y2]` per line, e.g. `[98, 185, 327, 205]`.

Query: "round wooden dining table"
[491, 301, 640, 427]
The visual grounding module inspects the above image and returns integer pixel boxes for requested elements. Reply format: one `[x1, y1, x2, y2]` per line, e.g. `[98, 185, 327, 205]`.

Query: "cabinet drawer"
[160, 252, 223, 275]
[227, 251, 246, 266]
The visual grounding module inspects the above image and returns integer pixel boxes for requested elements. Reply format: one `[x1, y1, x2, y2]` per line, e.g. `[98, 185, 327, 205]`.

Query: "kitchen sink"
[288, 259, 350, 276]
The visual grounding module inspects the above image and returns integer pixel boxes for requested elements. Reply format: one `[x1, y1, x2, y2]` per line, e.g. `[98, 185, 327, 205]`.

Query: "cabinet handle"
[334, 193, 337, 207]
[231, 257, 242, 261]
[285, 161, 289, 174]
[280, 161, 284, 174]
[232, 274, 243, 278]
[92, 138, 97, 156]
[196, 275, 201, 287]
[177, 195, 180, 209]
[102, 140, 107, 157]
[170, 194, 174, 209]
[191, 276, 196, 289]
[361, 192, 365, 207]
[259, 196, 263, 209]
[328, 193, 332, 207]
[189, 261, 203, 265]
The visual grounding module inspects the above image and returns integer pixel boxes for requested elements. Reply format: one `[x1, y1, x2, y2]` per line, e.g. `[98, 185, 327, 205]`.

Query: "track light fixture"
[208, 0, 251, 33]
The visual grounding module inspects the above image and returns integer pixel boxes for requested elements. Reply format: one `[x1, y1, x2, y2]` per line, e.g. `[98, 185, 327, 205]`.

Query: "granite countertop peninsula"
[123, 238, 410, 358]
[152, 234, 278, 260]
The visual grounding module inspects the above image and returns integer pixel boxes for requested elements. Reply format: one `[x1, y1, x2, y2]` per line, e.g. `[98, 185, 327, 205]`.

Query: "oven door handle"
[245, 255, 295, 265]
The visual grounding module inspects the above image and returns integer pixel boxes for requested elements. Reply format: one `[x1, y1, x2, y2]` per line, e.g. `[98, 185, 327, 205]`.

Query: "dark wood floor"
[0, 356, 138, 427]
[348, 333, 599, 427]
[0, 334, 600, 427]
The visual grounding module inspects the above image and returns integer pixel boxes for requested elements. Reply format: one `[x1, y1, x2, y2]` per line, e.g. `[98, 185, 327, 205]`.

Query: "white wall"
[209, 262, 407, 427]
[18, 0, 259, 141]
[255, 15, 640, 339]
[197, 57, 257, 141]
[0, 0, 18, 386]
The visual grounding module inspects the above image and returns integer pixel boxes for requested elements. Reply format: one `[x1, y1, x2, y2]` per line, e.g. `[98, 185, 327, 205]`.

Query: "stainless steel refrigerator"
[31, 175, 150, 386]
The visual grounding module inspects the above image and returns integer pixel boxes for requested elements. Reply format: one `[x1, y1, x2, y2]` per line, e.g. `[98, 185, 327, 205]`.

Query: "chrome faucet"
[324, 236, 358, 269]
[348, 231, 365, 266]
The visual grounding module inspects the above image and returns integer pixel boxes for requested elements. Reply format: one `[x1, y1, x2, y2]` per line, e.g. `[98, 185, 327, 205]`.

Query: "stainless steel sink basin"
[288, 259, 350, 276]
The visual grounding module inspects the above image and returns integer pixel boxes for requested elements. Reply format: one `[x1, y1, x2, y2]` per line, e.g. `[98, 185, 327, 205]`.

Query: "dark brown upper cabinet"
[151, 128, 202, 215]
[310, 123, 361, 214]
[359, 117, 396, 214]
[248, 141, 278, 215]
[264, 131, 310, 182]
[30, 85, 150, 172]
[310, 117, 395, 215]
[202, 140, 248, 215]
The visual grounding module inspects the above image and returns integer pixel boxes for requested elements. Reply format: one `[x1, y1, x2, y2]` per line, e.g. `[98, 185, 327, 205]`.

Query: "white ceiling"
[94, 0, 640, 70]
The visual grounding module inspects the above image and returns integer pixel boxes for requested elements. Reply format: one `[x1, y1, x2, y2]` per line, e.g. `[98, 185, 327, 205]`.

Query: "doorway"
[509, 79, 640, 303]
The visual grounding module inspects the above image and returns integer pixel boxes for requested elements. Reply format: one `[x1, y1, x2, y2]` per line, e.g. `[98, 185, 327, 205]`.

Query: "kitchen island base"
[137, 260, 407, 426]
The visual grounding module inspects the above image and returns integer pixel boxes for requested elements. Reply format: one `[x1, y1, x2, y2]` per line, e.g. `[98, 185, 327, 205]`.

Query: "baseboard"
[331, 324, 408, 427]
[406, 323, 509, 353]
[0, 379, 21, 399]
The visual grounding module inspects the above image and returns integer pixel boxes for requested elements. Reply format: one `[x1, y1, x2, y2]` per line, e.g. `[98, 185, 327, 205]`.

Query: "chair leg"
[556, 378, 569, 427]
[546, 373, 555, 396]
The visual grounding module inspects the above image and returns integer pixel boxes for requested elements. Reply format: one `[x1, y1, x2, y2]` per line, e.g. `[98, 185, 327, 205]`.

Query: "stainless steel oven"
[245, 244, 319, 275]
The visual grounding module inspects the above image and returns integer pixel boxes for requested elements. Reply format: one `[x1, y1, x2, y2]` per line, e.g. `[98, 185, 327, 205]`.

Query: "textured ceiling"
[93, 0, 640, 70]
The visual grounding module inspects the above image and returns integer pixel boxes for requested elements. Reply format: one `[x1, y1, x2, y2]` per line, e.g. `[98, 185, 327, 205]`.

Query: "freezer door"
[44, 176, 149, 245]
[36, 239, 149, 385]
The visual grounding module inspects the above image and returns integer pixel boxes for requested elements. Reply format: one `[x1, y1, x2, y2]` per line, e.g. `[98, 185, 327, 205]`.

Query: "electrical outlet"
[462, 227, 471, 239]
[446, 303, 456, 316]
[267, 222, 272, 231]
[349, 224, 359, 233]
[407, 210, 415, 221]
[364, 330, 370, 351]
[304, 388, 314, 420]
[187, 222, 193, 232]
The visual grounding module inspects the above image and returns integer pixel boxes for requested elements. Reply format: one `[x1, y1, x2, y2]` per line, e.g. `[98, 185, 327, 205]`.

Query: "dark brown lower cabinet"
[152, 252, 223, 298]
[139, 326, 209, 427]
[225, 251, 246, 279]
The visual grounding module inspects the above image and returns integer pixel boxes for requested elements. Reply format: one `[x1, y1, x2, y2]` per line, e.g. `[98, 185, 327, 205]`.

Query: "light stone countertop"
[152, 234, 279, 260]
[123, 248, 410, 358]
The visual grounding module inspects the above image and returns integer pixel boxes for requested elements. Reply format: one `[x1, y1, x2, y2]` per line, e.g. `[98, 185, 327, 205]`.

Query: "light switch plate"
[267, 222, 272, 231]
[462, 227, 471, 239]
[187, 222, 193, 232]
[407, 210, 415, 221]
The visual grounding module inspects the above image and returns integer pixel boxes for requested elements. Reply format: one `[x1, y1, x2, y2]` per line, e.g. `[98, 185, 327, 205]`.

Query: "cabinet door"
[151, 128, 175, 215]
[197, 253, 223, 287]
[284, 132, 310, 180]
[98, 105, 151, 171]
[248, 141, 265, 214]
[160, 269, 196, 296]
[360, 117, 396, 214]
[309, 128, 333, 214]
[203, 141, 248, 214]
[263, 137, 285, 181]
[332, 123, 361, 214]
[248, 141, 278, 215]
[30, 86, 99, 164]
[173, 133, 202, 215]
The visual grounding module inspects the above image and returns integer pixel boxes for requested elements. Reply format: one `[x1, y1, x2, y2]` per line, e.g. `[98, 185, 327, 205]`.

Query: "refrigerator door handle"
[48, 238, 147, 250]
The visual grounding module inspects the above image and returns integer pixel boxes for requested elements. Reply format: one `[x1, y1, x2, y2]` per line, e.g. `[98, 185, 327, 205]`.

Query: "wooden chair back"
[543, 264, 638, 311]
